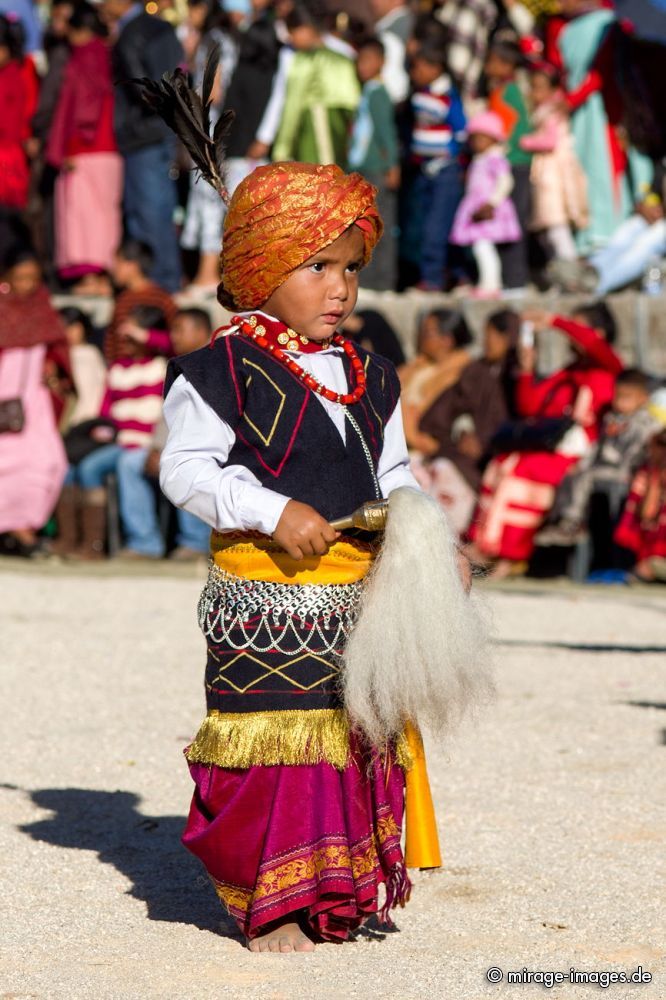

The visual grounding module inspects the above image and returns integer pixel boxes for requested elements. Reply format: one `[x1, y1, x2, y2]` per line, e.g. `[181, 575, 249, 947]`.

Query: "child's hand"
[144, 449, 161, 478]
[91, 425, 115, 443]
[118, 320, 149, 345]
[472, 203, 495, 222]
[273, 500, 339, 560]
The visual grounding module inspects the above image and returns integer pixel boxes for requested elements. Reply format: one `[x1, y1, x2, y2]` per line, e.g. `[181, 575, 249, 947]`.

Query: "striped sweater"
[100, 355, 167, 449]
[410, 73, 466, 165]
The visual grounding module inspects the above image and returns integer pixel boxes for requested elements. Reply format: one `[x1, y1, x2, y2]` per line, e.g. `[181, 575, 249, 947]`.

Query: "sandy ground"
[1, 564, 665, 1000]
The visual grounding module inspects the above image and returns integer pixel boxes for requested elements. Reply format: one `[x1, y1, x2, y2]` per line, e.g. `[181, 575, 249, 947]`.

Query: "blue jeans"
[116, 447, 164, 556]
[123, 140, 182, 293]
[590, 215, 666, 295]
[68, 444, 124, 489]
[414, 163, 463, 287]
[176, 508, 210, 553]
[115, 447, 210, 555]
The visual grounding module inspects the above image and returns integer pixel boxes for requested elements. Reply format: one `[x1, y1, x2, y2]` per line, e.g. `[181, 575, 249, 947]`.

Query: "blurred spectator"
[348, 36, 399, 291]
[341, 309, 406, 367]
[104, 239, 177, 362]
[369, 0, 413, 104]
[540, 369, 657, 541]
[0, 14, 37, 262]
[0, 0, 41, 55]
[435, 0, 534, 104]
[61, 303, 168, 559]
[486, 37, 532, 291]
[546, 0, 652, 253]
[0, 249, 69, 558]
[576, 158, 666, 296]
[219, 0, 279, 199]
[519, 62, 588, 267]
[399, 308, 472, 456]
[46, 3, 122, 283]
[132, 308, 212, 560]
[271, 1, 359, 167]
[406, 42, 466, 292]
[29, 0, 74, 280]
[469, 303, 624, 579]
[53, 306, 108, 556]
[105, 0, 183, 292]
[615, 422, 666, 583]
[420, 308, 520, 492]
[450, 111, 521, 297]
[180, 0, 239, 293]
[59, 306, 107, 429]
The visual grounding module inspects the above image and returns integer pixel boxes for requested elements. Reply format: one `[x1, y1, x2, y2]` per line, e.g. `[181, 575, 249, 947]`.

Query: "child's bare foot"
[247, 920, 316, 954]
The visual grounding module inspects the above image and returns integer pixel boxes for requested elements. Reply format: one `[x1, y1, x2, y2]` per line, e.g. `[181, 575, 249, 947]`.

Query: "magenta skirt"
[183, 739, 409, 942]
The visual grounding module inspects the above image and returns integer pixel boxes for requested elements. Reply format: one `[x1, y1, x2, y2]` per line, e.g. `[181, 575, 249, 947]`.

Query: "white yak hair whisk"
[342, 487, 494, 745]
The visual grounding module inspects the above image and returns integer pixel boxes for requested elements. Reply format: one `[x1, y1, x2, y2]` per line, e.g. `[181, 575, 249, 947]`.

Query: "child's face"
[9, 259, 41, 297]
[50, 2, 74, 37]
[261, 226, 365, 342]
[409, 56, 443, 90]
[65, 321, 86, 347]
[171, 315, 209, 355]
[418, 315, 454, 362]
[485, 51, 514, 84]
[289, 24, 320, 51]
[357, 46, 383, 85]
[484, 323, 509, 363]
[613, 384, 648, 416]
[470, 132, 495, 155]
[112, 253, 135, 288]
[530, 72, 554, 107]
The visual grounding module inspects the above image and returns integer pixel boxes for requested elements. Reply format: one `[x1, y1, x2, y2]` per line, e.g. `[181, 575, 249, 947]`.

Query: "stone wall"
[53, 288, 666, 376]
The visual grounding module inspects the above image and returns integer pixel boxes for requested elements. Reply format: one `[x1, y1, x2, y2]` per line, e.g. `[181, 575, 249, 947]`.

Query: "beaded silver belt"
[198, 563, 364, 656]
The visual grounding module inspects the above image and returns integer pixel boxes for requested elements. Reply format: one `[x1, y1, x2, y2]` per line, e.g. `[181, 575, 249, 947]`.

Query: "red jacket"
[515, 316, 623, 442]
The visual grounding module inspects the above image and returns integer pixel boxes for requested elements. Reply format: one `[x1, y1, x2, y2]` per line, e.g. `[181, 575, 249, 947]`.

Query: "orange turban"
[219, 162, 382, 311]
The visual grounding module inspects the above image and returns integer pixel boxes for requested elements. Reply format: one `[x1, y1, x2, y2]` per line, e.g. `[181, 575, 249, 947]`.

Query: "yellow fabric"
[211, 531, 375, 585]
[187, 707, 415, 771]
[403, 722, 442, 869]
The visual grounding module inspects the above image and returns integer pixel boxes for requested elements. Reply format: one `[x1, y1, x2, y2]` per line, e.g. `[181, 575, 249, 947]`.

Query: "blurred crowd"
[0, 0, 666, 581]
[0, 0, 665, 294]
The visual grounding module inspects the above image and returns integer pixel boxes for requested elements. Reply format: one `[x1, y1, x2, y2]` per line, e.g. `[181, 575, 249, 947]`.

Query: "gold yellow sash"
[202, 532, 441, 869]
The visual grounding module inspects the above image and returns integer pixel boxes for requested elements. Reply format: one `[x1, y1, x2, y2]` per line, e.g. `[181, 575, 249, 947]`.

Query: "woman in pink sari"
[0, 251, 70, 557]
[46, 2, 122, 281]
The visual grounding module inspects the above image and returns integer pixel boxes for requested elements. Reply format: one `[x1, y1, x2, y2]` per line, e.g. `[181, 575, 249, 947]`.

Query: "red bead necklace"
[232, 316, 367, 405]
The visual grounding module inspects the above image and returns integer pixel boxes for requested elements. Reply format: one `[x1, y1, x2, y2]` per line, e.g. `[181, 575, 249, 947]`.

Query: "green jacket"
[272, 47, 360, 168]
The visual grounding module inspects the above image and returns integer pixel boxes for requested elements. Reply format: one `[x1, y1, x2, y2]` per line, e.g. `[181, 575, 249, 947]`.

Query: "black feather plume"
[134, 45, 235, 205]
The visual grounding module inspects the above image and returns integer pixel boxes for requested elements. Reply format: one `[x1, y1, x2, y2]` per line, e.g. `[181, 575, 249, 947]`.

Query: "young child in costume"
[450, 112, 521, 297]
[146, 60, 490, 954]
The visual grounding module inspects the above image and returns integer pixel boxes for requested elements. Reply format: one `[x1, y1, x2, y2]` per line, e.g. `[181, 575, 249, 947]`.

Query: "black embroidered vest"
[165, 332, 401, 521]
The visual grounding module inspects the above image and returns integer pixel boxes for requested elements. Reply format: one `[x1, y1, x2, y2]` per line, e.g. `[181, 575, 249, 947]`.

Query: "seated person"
[414, 309, 520, 534]
[615, 392, 666, 583]
[61, 304, 169, 558]
[399, 308, 472, 456]
[540, 369, 658, 543]
[104, 239, 177, 362]
[468, 303, 624, 579]
[139, 308, 213, 561]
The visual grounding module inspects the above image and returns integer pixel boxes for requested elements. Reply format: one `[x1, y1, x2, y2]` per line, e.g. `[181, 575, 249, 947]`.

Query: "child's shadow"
[19, 787, 242, 940]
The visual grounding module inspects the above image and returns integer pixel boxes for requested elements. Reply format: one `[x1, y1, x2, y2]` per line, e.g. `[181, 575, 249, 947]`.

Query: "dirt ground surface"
[1, 563, 665, 1000]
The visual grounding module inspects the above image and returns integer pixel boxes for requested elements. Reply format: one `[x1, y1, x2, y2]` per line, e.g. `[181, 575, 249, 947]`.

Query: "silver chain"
[342, 406, 382, 500]
[198, 564, 364, 656]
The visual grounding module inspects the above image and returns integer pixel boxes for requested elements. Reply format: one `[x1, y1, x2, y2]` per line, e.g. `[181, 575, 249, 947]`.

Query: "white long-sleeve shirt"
[160, 341, 419, 536]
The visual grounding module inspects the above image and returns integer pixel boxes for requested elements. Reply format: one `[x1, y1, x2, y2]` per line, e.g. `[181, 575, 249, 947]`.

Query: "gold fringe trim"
[186, 708, 414, 772]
